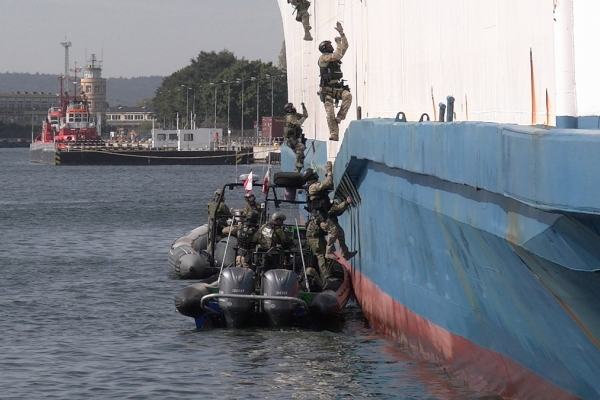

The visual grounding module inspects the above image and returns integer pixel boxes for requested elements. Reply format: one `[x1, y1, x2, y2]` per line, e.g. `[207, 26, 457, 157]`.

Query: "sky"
[0, 0, 284, 78]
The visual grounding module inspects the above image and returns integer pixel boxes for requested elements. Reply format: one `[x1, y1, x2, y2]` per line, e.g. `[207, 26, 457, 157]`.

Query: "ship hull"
[346, 161, 599, 399]
[277, 0, 600, 397]
[29, 146, 253, 165]
[284, 120, 600, 399]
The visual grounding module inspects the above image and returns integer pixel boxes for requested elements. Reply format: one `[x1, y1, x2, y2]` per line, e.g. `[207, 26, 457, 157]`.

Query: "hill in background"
[0, 72, 163, 107]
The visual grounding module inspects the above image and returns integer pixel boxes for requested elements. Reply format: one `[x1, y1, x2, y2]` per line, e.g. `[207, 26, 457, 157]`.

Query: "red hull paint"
[341, 261, 577, 400]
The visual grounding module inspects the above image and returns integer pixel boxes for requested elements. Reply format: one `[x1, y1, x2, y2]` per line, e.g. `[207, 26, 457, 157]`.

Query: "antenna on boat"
[217, 219, 235, 284]
[294, 218, 310, 291]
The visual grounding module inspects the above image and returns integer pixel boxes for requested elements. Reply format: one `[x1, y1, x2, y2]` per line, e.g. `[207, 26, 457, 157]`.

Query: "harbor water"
[0, 148, 500, 399]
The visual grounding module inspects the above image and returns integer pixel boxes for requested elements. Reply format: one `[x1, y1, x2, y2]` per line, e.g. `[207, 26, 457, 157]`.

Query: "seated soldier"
[252, 211, 294, 271]
[234, 210, 261, 268]
[206, 189, 232, 250]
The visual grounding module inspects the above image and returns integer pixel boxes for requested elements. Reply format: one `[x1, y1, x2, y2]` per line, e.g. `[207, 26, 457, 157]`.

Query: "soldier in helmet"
[318, 22, 352, 141]
[325, 195, 356, 258]
[252, 211, 293, 251]
[303, 162, 357, 282]
[283, 102, 308, 172]
[252, 211, 294, 271]
[242, 193, 261, 217]
[234, 210, 261, 268]
[206, 188, 232, 251]
[288, 0, 312, 41]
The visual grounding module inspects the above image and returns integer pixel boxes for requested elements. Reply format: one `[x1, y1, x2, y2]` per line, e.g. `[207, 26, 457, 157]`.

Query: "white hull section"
[277, 0, 600, 145]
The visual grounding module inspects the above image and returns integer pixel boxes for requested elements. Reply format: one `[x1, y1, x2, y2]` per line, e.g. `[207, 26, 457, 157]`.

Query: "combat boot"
[304, 32, 313, 41]
[328, 134, 339, 141]
[342, 250, 357, 260]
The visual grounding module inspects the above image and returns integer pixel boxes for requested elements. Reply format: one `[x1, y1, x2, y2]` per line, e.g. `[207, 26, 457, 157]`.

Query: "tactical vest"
[320, 61, 343, 85]
[307, 190, 332, 215]
[284, 116, 302, 139]
[258, 222, 277, 248]
[237, 223, 258, 250]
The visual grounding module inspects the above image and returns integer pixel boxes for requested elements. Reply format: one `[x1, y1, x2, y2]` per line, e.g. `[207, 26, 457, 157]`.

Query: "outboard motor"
[219, 267, 256, 328]
[261, 269, 299, 327]
[214, 236, 237, 268]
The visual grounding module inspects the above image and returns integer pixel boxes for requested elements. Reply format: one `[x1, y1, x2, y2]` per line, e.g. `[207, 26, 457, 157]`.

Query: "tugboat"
[30, 75, 103, 164]
[172, 172, 352, 329]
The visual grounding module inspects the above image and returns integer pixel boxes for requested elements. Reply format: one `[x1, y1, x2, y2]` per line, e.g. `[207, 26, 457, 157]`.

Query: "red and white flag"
[262, 167, 271, 195]
[244, 171, 253, 193]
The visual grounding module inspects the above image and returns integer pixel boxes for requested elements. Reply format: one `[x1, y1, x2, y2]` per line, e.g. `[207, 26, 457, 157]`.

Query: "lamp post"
[238, 78, 244, 140]
[191, 87, 196, 129]
[265, 74, 274, 117]
[256, 77, 260, 140]
[210, 82, 217, 129]
[181, 84, 189, 129]
[226, 80, 231, 136]
[264, 73, 286, 118]
[250, 76, 260, 141]
[31, 108, 35, 143]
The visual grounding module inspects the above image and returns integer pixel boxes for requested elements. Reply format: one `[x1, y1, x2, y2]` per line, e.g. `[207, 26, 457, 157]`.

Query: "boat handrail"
[200, 293, 309, 315]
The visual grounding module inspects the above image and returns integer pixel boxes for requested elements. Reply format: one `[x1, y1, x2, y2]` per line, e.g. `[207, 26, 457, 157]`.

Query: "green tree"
[152, 50, 287, 134]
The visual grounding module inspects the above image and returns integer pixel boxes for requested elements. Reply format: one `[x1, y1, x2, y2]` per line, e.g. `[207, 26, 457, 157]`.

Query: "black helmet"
[283, 103, 294, 113]
[301, 168, 319, 183]
[246, 210, 259, 222]
[318, 40, 333, 53]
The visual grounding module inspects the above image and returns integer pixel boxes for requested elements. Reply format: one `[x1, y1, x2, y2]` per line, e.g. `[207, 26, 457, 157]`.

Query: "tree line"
[153, 49, 287, 134]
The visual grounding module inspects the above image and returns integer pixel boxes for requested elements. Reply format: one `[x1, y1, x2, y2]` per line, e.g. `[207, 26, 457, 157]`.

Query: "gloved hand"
[335, 22, 344, 34]
[326, 161, 333, 172]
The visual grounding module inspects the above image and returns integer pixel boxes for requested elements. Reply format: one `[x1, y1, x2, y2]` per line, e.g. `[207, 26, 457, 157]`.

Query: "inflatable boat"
[172, 172, 353, 329]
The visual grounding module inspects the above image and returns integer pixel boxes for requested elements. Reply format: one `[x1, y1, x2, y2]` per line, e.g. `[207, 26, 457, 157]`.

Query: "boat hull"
[29, 143, 58, 165]
[29, 147, 253, 165]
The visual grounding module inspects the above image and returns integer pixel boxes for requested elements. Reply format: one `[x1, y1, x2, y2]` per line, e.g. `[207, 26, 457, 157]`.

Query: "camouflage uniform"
[242, 202, 261, 218]
[206, 194, 231, 251]
[288, 0, 312, 41]
[318, 29, 352, 141]
[284, 104, 308, 172]
[307, 163, 356, 261]
[323, 199, 356, 260]
[252, 220, 293, 271]
[252, 222, 293, 251]
[306, 218, 329, 281]
[306, 165, 333, 279]
[234, 221, 259, 268]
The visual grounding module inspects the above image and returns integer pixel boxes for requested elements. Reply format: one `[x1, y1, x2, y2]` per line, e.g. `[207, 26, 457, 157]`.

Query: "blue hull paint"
[286, 120, 600, 399]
